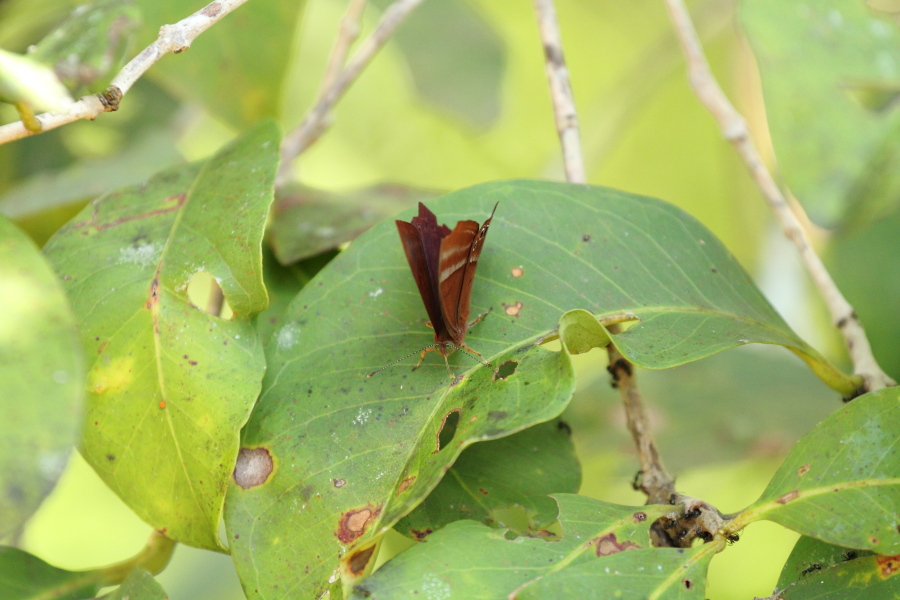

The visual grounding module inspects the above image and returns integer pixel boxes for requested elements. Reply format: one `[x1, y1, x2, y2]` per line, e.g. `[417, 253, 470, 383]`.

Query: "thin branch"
[663, 0, 894, 393]
[319, 0, 369, 95]
[0, 0, 249, 146]
[607, 343, 674, 506]
[277, 0, 424, 185]
[533, 0, 585, 184]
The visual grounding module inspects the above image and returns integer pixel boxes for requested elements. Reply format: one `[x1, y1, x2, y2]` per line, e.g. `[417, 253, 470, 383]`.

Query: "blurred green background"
[2, 0, 896, 598]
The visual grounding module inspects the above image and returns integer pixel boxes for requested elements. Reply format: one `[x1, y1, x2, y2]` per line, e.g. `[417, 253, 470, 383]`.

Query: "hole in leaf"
[187, 270, 232, 318]
[494, 360, 518, 380]
[437, 409, 461, 452]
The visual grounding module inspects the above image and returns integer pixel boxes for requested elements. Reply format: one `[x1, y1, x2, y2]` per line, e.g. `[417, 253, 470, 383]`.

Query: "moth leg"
[412, 345, 439, 371]
[467, 307, 492, 329]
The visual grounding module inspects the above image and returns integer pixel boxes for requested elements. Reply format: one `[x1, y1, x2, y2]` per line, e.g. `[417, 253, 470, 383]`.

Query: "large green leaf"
[741, 0, 900, 227]
[225, 180, 847, 598]
[0, 216, 83, 537]
[0, 546, 100, 600]
[134, 0, 305, 128]
[42, 120, 280, 550]
[394, 418, 580, 538]
[351, 495, 713, 599]
[739, 387, 900, 554]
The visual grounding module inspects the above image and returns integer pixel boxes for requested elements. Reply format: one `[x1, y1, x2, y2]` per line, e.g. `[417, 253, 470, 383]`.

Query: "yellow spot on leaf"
[89, 356, 135, 394]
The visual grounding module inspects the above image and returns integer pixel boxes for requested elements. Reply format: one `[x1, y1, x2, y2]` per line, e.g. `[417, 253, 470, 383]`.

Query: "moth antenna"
[367, 344, 442, 378]
[447, 343, 496, 372]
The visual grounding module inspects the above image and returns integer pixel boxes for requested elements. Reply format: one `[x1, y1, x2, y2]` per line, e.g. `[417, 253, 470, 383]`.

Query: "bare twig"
[534, 0, 677, 506]
[0, 0, 249, 146]
[663, 0, 894, 393]
[320, 0, 369, 94]
[607, 345, 674, 505]
[277, 0, 425, 185]
[533, 0, 585, 184]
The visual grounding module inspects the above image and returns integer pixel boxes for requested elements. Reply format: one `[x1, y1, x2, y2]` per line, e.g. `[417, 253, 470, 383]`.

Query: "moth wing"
[397, 205, 452, 342]
[439, 205, 496, 342]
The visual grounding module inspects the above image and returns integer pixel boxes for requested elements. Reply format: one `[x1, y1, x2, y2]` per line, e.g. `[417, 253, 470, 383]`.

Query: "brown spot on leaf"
[337, 505, 381, 544]
[682, 578, 694, 590]
[333, 478, 346, 488]
[591, 533, 640, 556]
[633, 512, 647, 523]
[511, 267, 524, 278]
[346, 545, 377, 576]
[478, 488, 489, 495]
[876, 554, 900, 578]
[582, 234, 591, 242]
[145, 277, 160, 310]
[233, 447, 273, 489]
[397, 476, 416, 495]
[503, 301, 523, 317]
[797, 463, 810, 476]
[777, 490, 799, 504]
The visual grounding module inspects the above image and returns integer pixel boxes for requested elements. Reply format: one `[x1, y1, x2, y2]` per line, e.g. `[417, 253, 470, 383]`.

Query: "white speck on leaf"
[117, 242, 160, 267]
[276, 324, 301, 350]
[369, 288, 383, 299]
[420, 574, 451, 600]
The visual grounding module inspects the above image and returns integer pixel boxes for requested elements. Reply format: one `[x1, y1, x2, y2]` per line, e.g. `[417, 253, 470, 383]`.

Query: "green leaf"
[773, 538, 899, 599]
[776, 536, 874, 590]
[514, 546, 713, 600]
[270, 183, 434, 264]
[0, 546, 100, 600]
[225, 180, 841, 597]
[0, 131, 182, 246]
[134, 0, 306, 128]
[105, 568, 168, 600]
[558, 308, 620, 354]
[257, 246, 337, 344]
[0, 216, 83, 537]
[740, 387, 900, 554]
[741, 0, 900, 227]
[29, 0, 140, 93]
[42, 120, 280, 549]
[395, 418, 580, 538]
[351, 495, 708, 599]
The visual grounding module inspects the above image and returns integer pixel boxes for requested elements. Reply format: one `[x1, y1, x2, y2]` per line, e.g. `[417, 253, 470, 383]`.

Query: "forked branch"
[277, 0, 425, 184]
